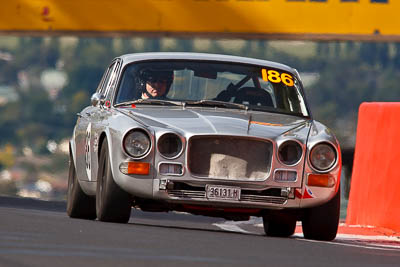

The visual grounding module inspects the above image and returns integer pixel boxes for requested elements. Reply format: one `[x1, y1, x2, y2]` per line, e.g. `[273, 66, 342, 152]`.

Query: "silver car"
[67, 52, 341, 241]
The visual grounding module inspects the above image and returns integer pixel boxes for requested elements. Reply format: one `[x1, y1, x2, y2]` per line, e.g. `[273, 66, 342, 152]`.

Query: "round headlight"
[123, 130, 151, 158]
[310, 143, 336, 171]
[278, 140, 303, 166]
[158, 133, 183, 159]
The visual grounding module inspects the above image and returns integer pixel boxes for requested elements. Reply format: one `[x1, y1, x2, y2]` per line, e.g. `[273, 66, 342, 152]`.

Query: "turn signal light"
[120, 162, 150, 175]
[307, 174, 335, 187]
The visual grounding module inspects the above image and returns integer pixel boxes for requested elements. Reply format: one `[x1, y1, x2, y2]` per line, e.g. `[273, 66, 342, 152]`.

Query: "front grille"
[240, 195, 286, 204]
[167, 189, 286, 204]
[188, 136, 272, 180]
[167, 190, 205, 199]
[166, 183, 287, 205]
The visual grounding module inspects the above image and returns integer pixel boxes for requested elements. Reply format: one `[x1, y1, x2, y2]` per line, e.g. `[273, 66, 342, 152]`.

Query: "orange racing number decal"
[261, 69, 294, 87]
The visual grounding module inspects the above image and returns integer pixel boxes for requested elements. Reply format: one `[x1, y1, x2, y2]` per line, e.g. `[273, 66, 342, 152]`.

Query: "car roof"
[117, 52, 295, 73]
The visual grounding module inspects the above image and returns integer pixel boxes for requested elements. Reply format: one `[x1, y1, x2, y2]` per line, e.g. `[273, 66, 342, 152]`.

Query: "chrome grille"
[167, 190, 206, 199]
[167, 190, 286, 205]
[188, 136, 272, 180]
[240, 195, 287, 204]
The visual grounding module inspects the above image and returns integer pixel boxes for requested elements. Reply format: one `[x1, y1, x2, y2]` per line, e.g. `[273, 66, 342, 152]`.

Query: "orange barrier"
[346, 103, 400, 232]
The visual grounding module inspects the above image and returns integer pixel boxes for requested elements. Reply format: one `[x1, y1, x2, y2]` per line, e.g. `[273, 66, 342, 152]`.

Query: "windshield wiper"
[185, 100, 248, 111]
[115, 99, 183, 107]
[247, 105, 308, 118]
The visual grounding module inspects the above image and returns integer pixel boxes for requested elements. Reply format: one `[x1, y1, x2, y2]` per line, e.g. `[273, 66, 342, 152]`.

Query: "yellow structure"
[0, 0, 397, 40]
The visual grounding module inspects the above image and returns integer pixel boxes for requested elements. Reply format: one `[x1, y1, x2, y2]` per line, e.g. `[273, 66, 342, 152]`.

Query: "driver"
[139, 69, 174, 99]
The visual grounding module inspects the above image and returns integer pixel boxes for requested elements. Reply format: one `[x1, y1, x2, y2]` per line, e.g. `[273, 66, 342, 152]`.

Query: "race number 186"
[262, 69, 294, 86]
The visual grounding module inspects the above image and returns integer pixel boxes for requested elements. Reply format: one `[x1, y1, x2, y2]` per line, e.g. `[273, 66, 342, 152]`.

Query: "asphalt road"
[0, 196, 399, 267]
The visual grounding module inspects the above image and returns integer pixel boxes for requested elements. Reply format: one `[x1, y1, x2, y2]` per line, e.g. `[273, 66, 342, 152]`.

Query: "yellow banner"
[0, 0, 397, 40]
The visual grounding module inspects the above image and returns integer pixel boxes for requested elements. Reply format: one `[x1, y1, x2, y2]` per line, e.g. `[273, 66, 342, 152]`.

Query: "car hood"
[120, 107, 311, 140]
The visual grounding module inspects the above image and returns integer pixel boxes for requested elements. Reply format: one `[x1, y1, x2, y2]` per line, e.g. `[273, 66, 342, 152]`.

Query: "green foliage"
[0, 145, 15, 170]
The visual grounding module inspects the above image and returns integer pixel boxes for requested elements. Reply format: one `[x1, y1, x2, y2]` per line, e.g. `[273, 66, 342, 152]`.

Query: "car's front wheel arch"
[97, 132, 107, 161]
[96, 138, 132, 223]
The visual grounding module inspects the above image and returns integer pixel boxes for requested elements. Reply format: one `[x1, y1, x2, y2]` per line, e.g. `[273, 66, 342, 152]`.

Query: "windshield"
[115, 60, 309, 117]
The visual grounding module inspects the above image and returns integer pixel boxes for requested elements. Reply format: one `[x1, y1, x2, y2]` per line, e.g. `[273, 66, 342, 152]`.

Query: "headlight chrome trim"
[122, 128, 152, 159]
[308, 142, 338, 173]
[157, 132, 185, 160]
[277, 139, 304, 167]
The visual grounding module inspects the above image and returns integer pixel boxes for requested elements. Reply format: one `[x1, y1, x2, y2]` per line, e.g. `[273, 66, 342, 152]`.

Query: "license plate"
[206, 185, 241, 201]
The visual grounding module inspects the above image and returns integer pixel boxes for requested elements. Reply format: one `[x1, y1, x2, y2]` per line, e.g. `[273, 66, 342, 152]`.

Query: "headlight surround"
[158, 133, 183, 159]
[123, 129, 151, 158]
[278, 140, 303, 166]
[309, 143, 337, 171]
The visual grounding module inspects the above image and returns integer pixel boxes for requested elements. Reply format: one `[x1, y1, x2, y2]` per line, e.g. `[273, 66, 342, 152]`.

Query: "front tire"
[96, 139, 132, 223]
[263, 211, 296, 237]
[302, 188, 341, 241]
[66, 154, 96, 220]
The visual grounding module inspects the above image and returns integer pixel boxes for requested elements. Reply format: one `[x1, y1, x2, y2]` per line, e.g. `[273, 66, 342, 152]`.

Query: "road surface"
[0, 196, 399, 267]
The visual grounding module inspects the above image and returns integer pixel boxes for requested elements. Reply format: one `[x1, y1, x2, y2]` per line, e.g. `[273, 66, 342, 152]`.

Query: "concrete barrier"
[346, 102, 400, 232]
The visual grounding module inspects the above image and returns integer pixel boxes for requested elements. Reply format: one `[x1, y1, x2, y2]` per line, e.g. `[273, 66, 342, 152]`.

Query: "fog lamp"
[159, 163, 183, 175]
[274, 170, 297, 182]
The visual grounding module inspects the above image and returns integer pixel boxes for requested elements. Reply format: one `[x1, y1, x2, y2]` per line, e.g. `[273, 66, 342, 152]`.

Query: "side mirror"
[91, 93, 103, 106]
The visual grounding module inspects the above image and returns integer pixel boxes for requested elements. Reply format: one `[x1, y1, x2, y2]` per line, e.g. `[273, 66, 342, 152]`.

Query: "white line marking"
[296, 237, 400, 252]
[213, 217, 263, 233]
[339, 223, 376, 229]
[213, 223, 251, 234]
[335, 234, 400, 242]
[214, 218, 400, 251]
[293, 233, 400, 251]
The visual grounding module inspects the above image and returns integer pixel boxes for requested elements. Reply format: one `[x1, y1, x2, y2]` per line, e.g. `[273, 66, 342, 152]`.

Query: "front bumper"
[152, 178, 302, 210]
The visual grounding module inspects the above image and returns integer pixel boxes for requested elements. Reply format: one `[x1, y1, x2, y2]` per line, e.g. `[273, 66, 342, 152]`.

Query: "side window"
[115, 64, 141, 104]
